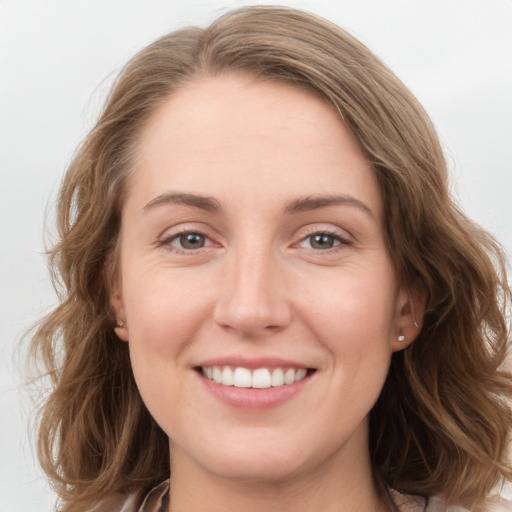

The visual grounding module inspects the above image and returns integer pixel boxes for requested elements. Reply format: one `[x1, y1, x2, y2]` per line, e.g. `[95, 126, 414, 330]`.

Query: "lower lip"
[198, 372, 312, 410]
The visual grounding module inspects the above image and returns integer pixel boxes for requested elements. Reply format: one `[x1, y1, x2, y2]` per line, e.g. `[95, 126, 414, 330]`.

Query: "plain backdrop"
[1, 1, 511, 510]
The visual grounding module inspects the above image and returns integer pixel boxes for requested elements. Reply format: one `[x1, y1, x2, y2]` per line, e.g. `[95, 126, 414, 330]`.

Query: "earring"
[397, 333, 405, 342]
[114, 319, 128, 341]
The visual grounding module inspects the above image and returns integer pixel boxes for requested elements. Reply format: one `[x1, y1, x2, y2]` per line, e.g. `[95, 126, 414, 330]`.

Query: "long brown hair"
[30, 6, 512, 510]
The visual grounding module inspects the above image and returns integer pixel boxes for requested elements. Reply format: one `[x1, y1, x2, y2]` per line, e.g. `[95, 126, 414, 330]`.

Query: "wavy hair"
[30, 6, 512, 511]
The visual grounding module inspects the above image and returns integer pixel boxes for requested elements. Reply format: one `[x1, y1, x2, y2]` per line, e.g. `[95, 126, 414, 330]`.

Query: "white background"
[1, 1, 511, 510]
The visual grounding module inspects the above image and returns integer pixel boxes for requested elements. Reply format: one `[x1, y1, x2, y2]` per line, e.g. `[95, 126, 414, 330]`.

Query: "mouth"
[196, 366, 315, 389]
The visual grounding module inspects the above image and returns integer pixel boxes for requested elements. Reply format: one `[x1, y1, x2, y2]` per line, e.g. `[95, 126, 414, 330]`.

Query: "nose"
[213, 246, 292, 338]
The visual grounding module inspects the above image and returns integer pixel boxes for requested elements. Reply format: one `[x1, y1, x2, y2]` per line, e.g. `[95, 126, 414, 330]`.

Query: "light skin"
[112, 74, 422, 512]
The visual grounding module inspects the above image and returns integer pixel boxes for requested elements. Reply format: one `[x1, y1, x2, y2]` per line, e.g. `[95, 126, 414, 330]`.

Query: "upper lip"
[195, 356, 314, 370]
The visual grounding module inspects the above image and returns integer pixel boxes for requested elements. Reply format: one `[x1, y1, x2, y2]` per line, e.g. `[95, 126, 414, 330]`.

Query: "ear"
[391, 285, 426, 352]
[109, 262, 129, 343]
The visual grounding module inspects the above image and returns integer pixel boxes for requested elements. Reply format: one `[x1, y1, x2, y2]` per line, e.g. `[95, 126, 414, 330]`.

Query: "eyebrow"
[283, 194, 375, 219]
[143, 192, 221, 213]
[143, 191, 374, 219]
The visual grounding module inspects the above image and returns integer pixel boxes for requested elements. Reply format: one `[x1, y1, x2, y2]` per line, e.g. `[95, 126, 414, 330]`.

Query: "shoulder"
[390, 480, 512, 512]
[424, 496, 470, 511]
[474, 479, 512, 512]
[389, 489, 427, 511]
[88, 492, 139, 512]
[136, 480, 169, 512]
[89, 480, 169, 512]
[426, 492, 512, 512]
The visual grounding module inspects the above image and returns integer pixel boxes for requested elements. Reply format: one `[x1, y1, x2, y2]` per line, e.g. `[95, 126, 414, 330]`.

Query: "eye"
[299, 232, 345, 250]
[168, 232, 209, 250]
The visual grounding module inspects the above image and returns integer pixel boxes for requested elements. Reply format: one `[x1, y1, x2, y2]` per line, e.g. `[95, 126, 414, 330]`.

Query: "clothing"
[99, 479, 512, 512]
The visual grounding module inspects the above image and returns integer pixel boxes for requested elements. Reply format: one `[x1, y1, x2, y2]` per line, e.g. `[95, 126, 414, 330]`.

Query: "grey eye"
[308, 234, 338, 250]
[177, 233, 206, 250]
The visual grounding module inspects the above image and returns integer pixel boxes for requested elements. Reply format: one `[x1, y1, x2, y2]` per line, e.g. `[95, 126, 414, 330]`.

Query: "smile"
[200, 366, 311, 388]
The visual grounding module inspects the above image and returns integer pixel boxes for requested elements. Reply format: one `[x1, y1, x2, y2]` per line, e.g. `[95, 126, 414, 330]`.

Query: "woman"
[31, 6, 512, 512]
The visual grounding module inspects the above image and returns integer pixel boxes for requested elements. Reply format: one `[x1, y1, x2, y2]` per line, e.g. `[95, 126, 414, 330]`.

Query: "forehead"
[128, 73, 382, 218]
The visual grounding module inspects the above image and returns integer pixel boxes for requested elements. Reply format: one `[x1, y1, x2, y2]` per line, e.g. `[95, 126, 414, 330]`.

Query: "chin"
[203, 454, 306, 483]
[173, 432, 314, 484]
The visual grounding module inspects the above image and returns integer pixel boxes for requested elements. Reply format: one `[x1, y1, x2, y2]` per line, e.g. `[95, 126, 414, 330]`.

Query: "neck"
[167, 438, 389, 512]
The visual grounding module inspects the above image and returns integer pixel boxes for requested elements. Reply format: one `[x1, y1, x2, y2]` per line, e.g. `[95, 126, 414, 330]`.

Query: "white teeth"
[221, 366, 234, 386]
[295, 368, 307, 382]
[233, 367, 252, 388]
[284, 368, 295, 385]
[271, 368, 285, 387]
[202, 366, 309, 388]
[213, 366, 222, 384]
[252, 368, 271, 389]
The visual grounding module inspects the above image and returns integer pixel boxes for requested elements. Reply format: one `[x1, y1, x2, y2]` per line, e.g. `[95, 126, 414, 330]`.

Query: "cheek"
[300, 261, 398, 342]
[122, 283, 204, 429]
[299, 260, 397, 400]
[123, 262, 210, 346]
[120, 267, 211, 403]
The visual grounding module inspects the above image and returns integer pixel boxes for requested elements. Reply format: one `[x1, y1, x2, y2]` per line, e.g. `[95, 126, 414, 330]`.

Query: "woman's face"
[113, 74, 412, 484]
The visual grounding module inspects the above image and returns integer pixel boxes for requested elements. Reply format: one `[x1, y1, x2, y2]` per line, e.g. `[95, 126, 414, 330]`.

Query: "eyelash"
[157, 230, 214, 253]
[158, 228, 352, 255]
[297, 230, 351, 252]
